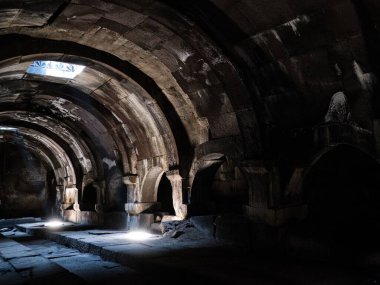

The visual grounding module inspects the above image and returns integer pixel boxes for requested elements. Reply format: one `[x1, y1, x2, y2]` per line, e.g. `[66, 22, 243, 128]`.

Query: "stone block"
[125, 202, 158, 214]
[190, 215, 216, 237]
[137, 213, 154, 231]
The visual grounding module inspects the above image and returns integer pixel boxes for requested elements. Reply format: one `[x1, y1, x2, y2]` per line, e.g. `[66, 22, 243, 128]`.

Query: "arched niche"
[190, 154, 249, 216]
[138, 167, 175, 216]
[81, 183, 98, 211]
[140, 167, 165, 203]
[156, 173, 175, 216]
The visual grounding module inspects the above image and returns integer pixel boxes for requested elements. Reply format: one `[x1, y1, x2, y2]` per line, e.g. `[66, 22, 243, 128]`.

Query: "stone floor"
[0, 220, 380, 284]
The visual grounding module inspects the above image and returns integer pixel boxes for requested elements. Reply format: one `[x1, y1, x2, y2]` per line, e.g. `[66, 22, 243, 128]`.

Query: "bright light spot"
[125, 231, 156, 241]
[27, 61, 85, 79]
[45, 220, 64, 228]
[0, 127, 17, 131]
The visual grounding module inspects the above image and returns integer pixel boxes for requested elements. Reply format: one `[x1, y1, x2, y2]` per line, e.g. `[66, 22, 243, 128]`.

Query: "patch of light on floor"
[26, 61, 85, 79]
[45, 219, 64, 228]
[124, 231, 158, 241]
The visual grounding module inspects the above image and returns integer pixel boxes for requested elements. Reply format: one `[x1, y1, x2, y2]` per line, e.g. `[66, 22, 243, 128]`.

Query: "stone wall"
[0, 143, 51, 218]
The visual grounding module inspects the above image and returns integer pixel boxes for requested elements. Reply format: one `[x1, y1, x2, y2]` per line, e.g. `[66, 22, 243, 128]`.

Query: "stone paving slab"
[0, 218, 42, 228]
[16, 234, 148, 285]
[0, 258, 24, 285]
[15, 222, 380, 285]
[0, 235, 86, 285]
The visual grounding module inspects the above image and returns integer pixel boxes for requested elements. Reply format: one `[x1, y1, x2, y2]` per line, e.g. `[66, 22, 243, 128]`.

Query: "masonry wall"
[0, 143, 50, 218]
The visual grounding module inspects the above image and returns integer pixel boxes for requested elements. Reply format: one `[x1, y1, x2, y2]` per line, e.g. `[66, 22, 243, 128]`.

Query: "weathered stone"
[170, 230, 184, 238]
[190, 215, 216, 237]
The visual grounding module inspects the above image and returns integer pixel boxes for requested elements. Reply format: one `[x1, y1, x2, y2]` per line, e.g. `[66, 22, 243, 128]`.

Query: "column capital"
[123, 174, 139, 185]
[166, 169, 181, 180]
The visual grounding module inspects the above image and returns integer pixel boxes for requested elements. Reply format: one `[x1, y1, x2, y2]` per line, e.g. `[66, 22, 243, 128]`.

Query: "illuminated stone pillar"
[123, 175, 139, 203]
[60, 187, 79, 210]
[166, 170, 187, 219]
[124, 175, 155, 214]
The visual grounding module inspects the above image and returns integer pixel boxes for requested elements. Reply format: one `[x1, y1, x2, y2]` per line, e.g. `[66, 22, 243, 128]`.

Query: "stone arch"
[156, 173, 175, 216]
[140, 167, 165, 203]
[300, 143, 380, 254]
[189, 153, 249, 216]
[81, 183, 98, 211]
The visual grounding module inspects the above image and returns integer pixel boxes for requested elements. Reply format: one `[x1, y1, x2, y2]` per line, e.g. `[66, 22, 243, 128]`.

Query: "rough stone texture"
[3, 224, 378, 285]
[0, 2, 380, 280]
[0, 144, 50, 218]
[189, 215, 216, 237]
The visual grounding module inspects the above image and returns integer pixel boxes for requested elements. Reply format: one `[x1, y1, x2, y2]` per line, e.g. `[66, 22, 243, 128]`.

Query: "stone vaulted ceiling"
[0, 0, 379, 217]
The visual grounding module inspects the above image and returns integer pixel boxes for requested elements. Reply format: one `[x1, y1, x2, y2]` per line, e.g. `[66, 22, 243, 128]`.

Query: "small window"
[26, 61, 85, 79]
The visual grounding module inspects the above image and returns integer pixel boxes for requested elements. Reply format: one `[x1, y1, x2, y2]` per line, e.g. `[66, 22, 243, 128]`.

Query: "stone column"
[60, 186, 76, 210]
[240, 161, 307, 226]
[93, 181, 105, 213]
[123, 175, 139, 203]
[56, 185, 64, 214]
[123, 174, 155, 214]
[166, 170, 187, 219]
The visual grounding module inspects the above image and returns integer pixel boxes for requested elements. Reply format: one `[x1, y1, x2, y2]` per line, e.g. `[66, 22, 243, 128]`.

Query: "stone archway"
[190, 154, 249, 216]
[299, 144, 380, 256]
[156, 173, 175, 216]
[80, 183, 97, 211]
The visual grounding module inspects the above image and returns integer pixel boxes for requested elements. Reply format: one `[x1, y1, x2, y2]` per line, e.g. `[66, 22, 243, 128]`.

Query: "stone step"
[0, 217, 43, 228]
[15, 221, 93, 237]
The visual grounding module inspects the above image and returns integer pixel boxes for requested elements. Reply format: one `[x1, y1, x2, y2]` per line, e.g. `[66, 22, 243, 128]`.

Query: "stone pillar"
[93, 181, 105, 213]
[166, 170, 187, 219]
[123, 175, 139, 204]
[240, 162, 272, 209]
[60, 186, 73, 210]
[241, 161, 307, 226]
[123, 174, 151, 214]
[61, 187, 79, 211]
[56, 185, 64, 215]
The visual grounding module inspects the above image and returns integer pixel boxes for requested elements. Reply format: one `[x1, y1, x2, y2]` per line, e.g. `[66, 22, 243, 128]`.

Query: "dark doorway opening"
[190, 158, 248, 216]
[157, 173, 175, 215]
[300, 145, 380, 258]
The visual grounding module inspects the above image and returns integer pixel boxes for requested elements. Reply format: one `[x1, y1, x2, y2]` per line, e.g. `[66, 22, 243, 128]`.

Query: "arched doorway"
[106, 167, 128, 211]
[156, 173, 175, 215]
[190, 155, 249, 216]
[301, 144, 380, 257]
[81, 183, 97, 211]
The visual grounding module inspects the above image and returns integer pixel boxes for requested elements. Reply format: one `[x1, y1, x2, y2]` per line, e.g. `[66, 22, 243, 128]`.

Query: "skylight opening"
[26, 60, 85, 79]
[0, 126, 18, 131]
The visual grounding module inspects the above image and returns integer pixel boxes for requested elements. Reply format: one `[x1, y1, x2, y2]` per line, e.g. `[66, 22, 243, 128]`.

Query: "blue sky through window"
[27, 61, 85, 79]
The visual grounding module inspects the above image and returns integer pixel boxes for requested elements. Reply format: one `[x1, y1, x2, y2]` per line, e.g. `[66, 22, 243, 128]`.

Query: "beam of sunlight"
[27, 61, 85, 79]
